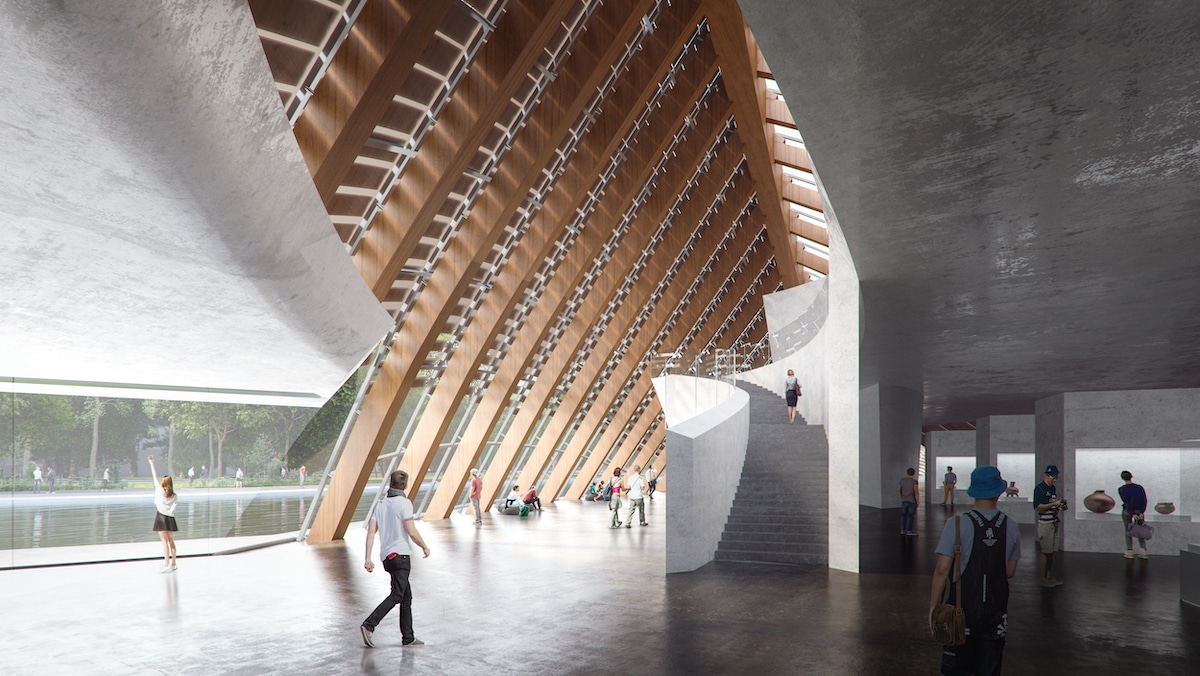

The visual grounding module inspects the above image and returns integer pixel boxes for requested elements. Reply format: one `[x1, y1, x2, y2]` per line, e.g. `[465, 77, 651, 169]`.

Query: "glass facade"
[1, 374, 379, 568]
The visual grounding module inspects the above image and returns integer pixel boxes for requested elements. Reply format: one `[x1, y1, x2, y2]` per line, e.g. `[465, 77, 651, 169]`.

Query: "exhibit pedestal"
[1183, 544, 1200, 609]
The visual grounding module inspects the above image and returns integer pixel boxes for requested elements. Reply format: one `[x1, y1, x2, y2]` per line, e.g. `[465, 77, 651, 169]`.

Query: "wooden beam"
[531, 158, 760, 499]
[702, 0, 803, 288]
[550, 213, 775, 499]
[294, 0, 452, 202]
[471, 72, 734, 513]
[420, 8, 715, 519]
[306, 0, 581, 542]
[355, 0, 581, 298]
[390, 0, 661, 506]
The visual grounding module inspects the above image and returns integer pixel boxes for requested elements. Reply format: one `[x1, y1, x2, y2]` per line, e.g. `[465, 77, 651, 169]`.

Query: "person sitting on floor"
[522, 486, 543, 511]
[500, 485, 525, 515]
[584, 483, 599, 501]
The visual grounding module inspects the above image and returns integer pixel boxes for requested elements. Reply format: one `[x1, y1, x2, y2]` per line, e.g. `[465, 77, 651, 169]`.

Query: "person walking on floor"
[899, 467, 920, 535]
[147, 456, 178, 572]
[929, 466, 1021, 676]
[1033, 464, 1066, 587]
[645, 464, 658, 500]
[784, 369, 801, 424]
[624, 465, 649, 528]
[33, 466, 42, 494]
[1119, 470, 1150, 559]
[942, 466, 956, 505]
[608, 468, 625, 528]
[469, 468, 483, 524]
[361, 469, 430, 648]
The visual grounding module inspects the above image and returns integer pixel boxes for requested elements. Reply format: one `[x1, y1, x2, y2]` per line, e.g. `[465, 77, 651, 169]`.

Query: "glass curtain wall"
[1, 371, 380, 569]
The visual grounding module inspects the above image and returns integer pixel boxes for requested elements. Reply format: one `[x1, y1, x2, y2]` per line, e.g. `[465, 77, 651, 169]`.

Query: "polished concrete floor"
[1, 496, 1197, 675]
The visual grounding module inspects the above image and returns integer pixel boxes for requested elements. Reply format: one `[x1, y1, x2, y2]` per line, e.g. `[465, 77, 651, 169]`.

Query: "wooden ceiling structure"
[248, 0, 831, 541]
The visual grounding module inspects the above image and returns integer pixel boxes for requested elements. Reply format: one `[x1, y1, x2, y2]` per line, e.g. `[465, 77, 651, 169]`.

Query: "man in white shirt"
[362, 470, 431, 648]
[624, 465, 649, 528]
[33, 466, 42, 494]
[645, 465, 658, 500]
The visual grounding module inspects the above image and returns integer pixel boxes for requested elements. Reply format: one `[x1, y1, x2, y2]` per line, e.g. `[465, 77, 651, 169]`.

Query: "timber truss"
[248, 0, 830, 540]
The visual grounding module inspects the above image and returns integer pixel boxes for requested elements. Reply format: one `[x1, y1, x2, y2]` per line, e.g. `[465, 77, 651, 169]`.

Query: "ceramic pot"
[1005, 481, 1019, 497]
[1155, 501, 1176, 515]
[1083, 490, 1116, 513]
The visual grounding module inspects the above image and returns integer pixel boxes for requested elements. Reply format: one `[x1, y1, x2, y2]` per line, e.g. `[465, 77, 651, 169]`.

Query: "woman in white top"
[784, 369, 801, 424]
[148, 456, 178, 572]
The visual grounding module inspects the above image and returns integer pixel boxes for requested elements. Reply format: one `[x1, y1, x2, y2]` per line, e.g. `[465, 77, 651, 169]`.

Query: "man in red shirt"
[469, 468, 483, 524]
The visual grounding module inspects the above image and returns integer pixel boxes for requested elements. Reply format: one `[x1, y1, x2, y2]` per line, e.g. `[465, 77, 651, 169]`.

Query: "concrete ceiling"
[741, 0, 1200, 424]
[0, 1, 391, 405]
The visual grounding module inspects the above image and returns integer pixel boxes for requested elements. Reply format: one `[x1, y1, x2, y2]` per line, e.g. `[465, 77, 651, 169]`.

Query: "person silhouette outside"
[235, 468, 244, 488]
[784, 369, 801, 424]
[188, 466, 195, 486]
[47, 467, 56, 493]
[645, 464, 658, 500]
[624, 465, 648, 528]
[942, 466, 957, 506]
[929, 466, 1021, 675]
[469, 468, 483, 524]
[899, 467, 920, 535]
[1119, 470, 1149, 559]
[299, 465, 307, 487]
[361, 470, 430, 648]
[102, 467, 110, 492]
[33, 466, 42, 494]
[147, 456, 178, 572]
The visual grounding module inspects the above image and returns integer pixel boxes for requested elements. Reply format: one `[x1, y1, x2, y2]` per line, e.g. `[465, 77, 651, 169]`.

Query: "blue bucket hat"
[967, 466, 1007, 498]
[1044, 465, 1059, 476]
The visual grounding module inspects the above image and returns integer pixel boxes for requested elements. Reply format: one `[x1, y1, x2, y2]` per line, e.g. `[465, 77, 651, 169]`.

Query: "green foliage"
[287, 368, 364, 468]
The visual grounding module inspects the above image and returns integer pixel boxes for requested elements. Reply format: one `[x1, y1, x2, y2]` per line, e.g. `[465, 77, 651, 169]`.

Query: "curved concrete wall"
[661, 378, 749, 574]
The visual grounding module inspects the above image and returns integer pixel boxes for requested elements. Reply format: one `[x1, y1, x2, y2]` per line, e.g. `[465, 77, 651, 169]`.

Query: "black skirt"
[786, 389, 799, 407]
[153, 513, 178, 532]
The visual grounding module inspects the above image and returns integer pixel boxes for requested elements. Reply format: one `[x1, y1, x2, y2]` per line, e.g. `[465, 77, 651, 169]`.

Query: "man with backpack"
[929, 466, 1021, 675]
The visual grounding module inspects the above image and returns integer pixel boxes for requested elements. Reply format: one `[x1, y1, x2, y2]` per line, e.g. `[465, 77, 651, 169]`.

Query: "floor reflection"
[0, 487, 377, 550]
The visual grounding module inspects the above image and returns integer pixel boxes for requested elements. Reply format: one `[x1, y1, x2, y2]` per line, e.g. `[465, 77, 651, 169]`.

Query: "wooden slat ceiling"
[247, 0, 830, 537]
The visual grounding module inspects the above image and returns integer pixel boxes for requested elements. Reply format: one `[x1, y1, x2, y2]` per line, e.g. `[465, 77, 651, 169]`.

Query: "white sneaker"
[1138, 550, 1149, 560]
[1124, 549, 1135, 559]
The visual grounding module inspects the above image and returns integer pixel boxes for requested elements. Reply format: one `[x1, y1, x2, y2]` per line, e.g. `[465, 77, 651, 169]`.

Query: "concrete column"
[859, 383, 922, 508]
[977, 414, 1036, 499]
[925, 430, 976, 505]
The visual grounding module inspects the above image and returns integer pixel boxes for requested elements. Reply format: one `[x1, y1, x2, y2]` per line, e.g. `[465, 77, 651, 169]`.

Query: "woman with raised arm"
[148, 456, 178, 572]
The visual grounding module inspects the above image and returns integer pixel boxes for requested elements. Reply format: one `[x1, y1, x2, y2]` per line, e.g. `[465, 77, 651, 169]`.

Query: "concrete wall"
[859, 384, 923, 508]
[1038, 389, 1200, 556]
[664, 384, 750, 574]
[652, 375, 738, 427]
[925, 430, 976, 505]
[743, 192, 860, 572]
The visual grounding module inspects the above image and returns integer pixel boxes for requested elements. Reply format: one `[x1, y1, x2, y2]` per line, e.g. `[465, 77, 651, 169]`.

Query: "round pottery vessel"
[1155, 501, 1176, 515]
[1083, 490, 1116, 513]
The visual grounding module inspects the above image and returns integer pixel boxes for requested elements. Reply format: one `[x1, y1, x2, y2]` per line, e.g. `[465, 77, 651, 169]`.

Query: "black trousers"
[941, 636, 1004, 676]
[364, 554, 414, 643]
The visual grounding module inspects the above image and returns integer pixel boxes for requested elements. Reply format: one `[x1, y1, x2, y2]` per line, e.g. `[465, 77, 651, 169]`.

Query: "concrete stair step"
[718, 538, 828, 554]
[713, 549, 827, 566]
[720, 530, 826, 545]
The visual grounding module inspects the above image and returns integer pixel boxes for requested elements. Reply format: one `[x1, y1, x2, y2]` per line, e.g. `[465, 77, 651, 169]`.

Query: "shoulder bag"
[930, 515, 967, 646]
